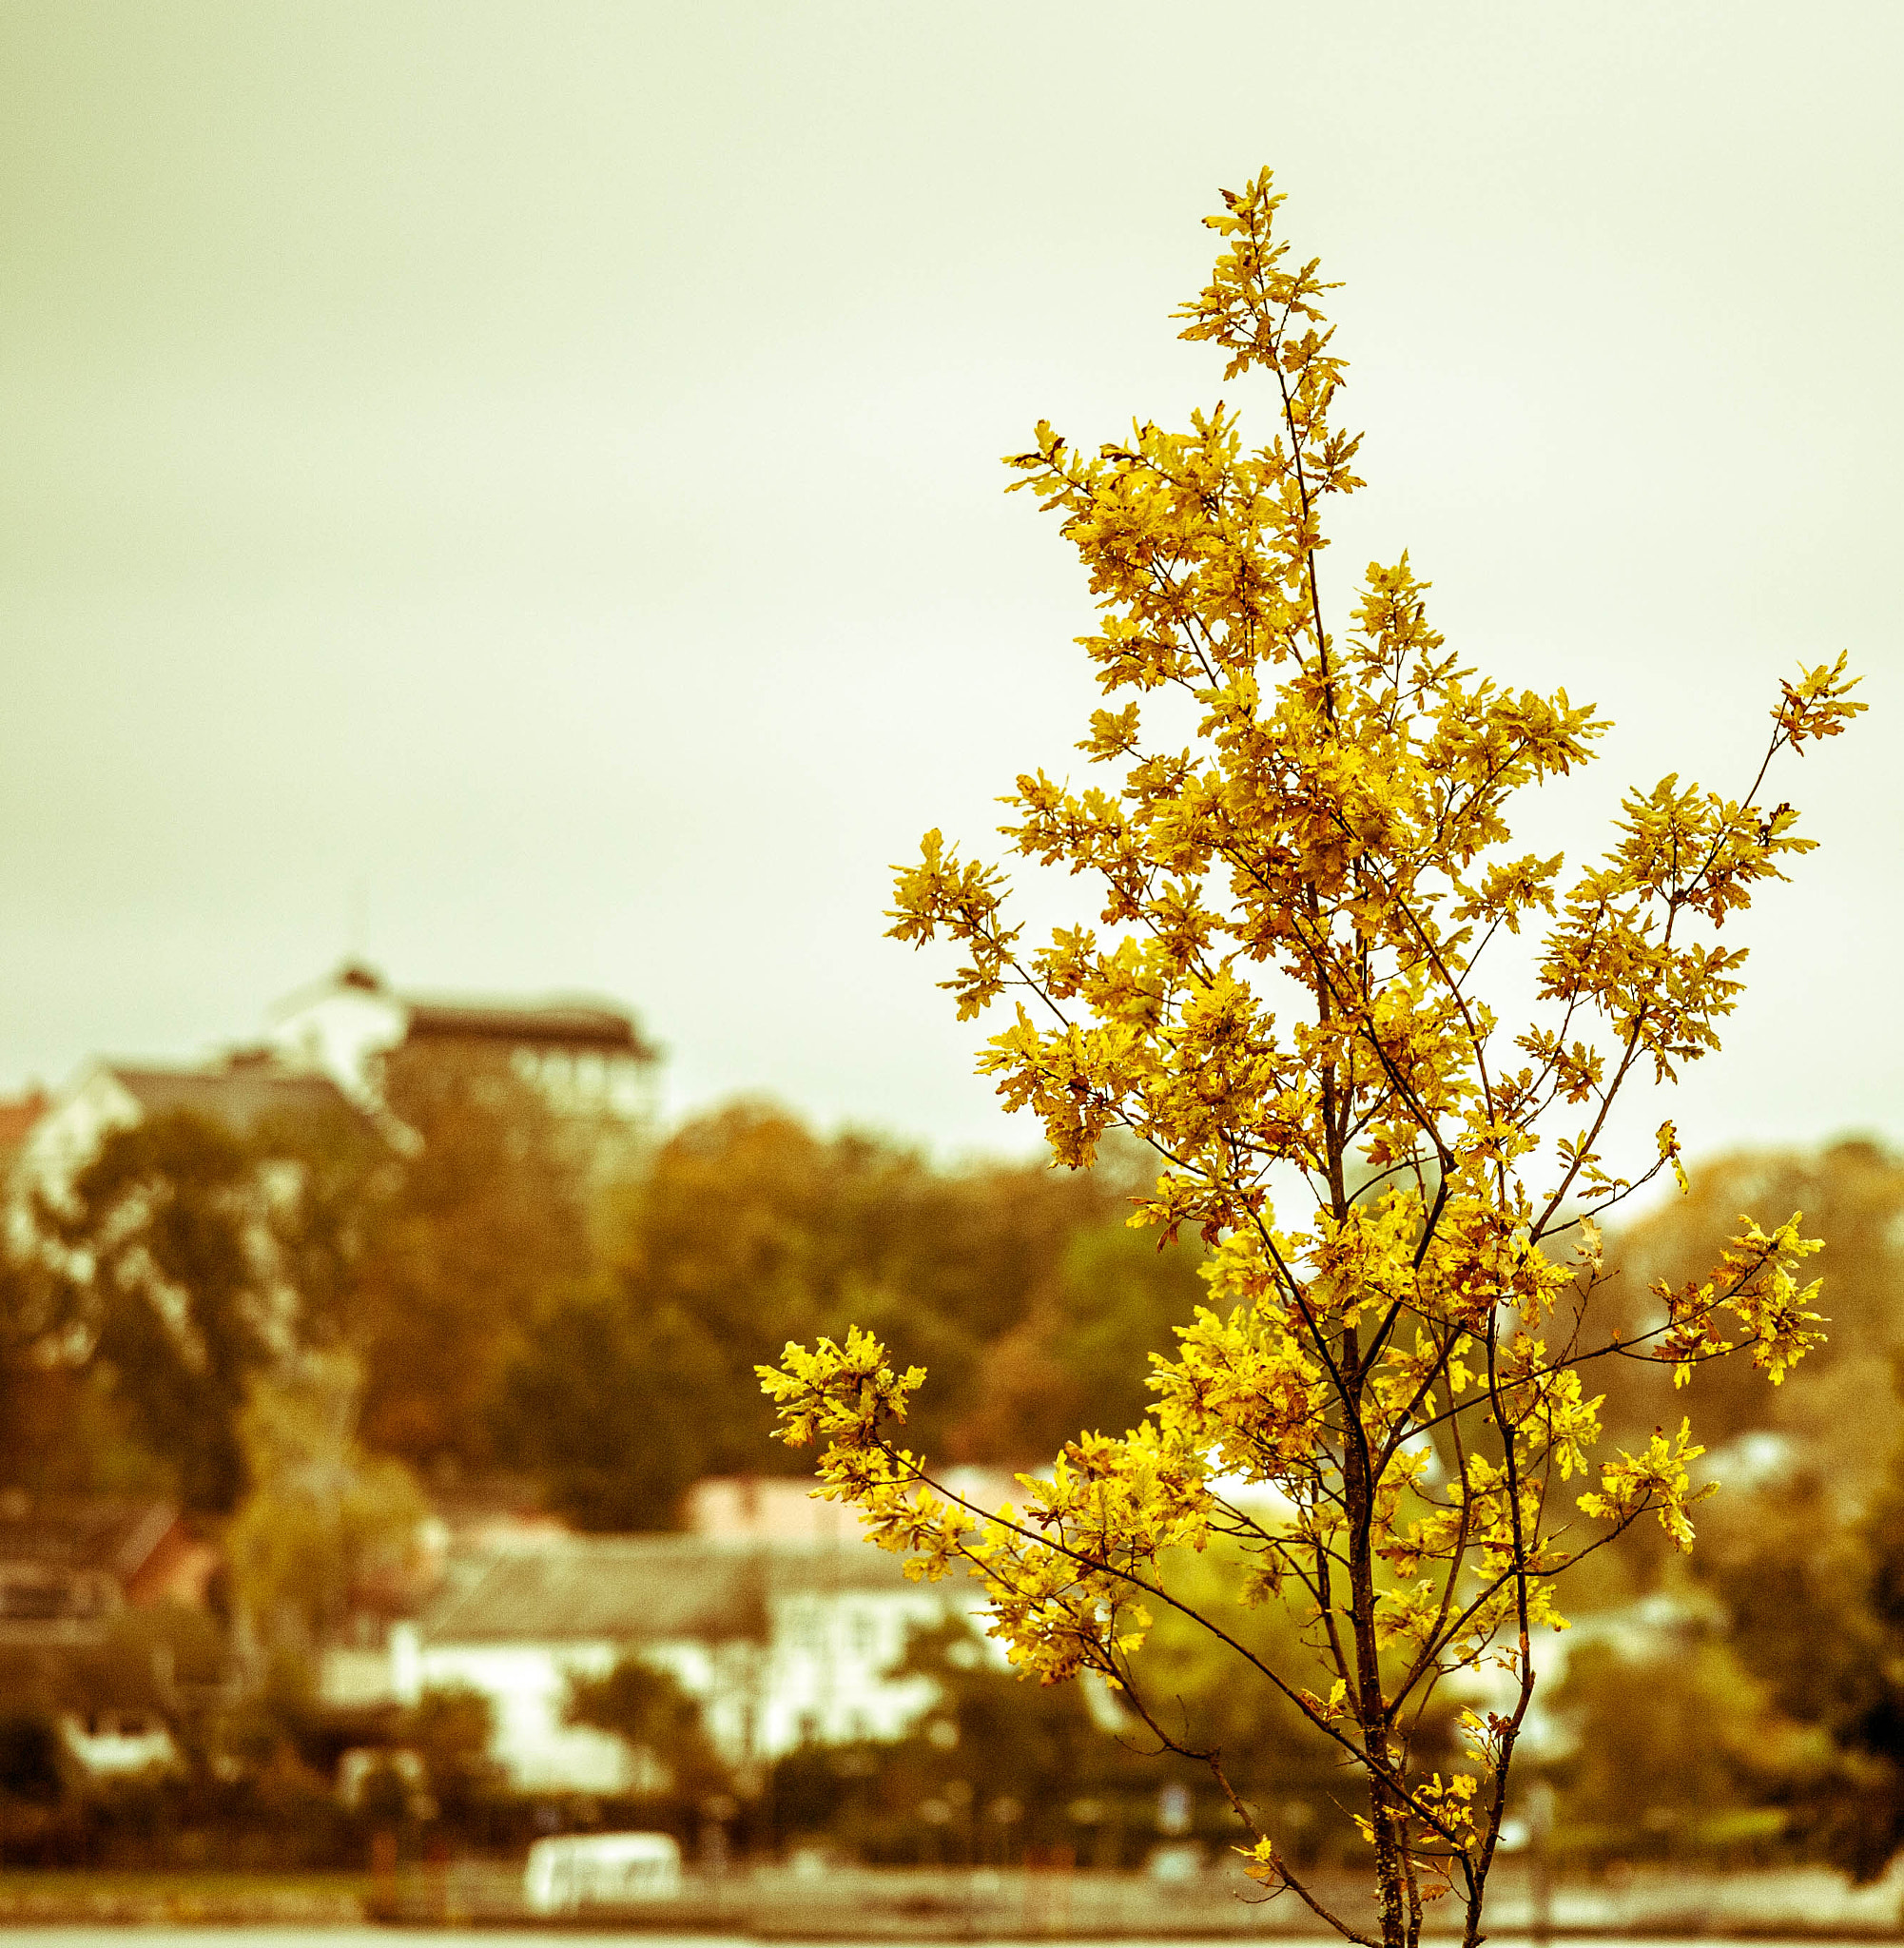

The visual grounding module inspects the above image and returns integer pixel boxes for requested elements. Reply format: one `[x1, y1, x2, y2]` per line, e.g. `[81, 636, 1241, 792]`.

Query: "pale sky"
[2, 2, 1897, 1165]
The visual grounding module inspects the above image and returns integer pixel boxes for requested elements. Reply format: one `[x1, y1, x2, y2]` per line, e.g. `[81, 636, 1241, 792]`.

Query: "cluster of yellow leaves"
[764, 167, 1857, 1936]
[763, 1331, 1211, 1686]
[1654, 1215, 1826, 1388]
[756, 1326, 926, 1452]
[1577, 1419, 1710, 1551]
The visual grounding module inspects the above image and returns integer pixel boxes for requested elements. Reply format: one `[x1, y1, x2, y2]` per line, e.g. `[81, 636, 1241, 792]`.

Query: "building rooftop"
[0, 1498, 215, 1640]
[402, 999, 654, 1060]
[270, 963, 660, 1067]
[420, 1535, 923, 1646]
[0, 1498, 179, 1582]
[104, 1062, 357, 1136]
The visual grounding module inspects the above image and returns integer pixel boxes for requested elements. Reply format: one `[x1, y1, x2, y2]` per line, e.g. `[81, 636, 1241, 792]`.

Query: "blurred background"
[0, 0, 1900, 1908]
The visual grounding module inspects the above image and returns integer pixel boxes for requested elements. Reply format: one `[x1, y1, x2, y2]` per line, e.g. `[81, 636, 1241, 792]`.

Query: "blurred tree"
[0, 1229, 150, 1500]
[566, 1653, 729, 1801]
[766, 1612, 1161, 1862]
[962, 1217, 1208, 1462]
[250, 1091, 395, 1353]
[0, 1712, 67, 1806]
[766, 1596, 1371, 1868]
[1681, 1387, 1904, 1882]
[897, 1614, 1133, 1829]
[45, 1111, 282, 1513]
[1701, 1471, 1883, 1759]
[1570, 1138, 1904, 1605]
[1598, 1140, 1904, 1495]
[1548, 1628, 1787, 1862]
[404, 1684, 502, 1822]
[0, 1360, 164, 1502]
[657, 1105, 1193, 1465]
[619, 1100, 1131, 1469]
[223, 1350, 428, 1653]
[492, 1101, 1200, 1524]
[23, 1051, 1203, 1530]
[16, 1083, 382, 1511]
[344, 1042, 593, 1473]
[487, 1291, 725, 1529]
[14, 1049, 591, 1501]
[1122, 1540, 1447, 1867]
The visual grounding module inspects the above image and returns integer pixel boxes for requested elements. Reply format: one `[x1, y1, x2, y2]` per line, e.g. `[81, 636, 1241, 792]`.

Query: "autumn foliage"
[764, 170, 1861, 1947]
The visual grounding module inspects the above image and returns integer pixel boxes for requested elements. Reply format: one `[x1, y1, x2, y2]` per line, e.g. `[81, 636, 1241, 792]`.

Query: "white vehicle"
[523, 1830, 684, 1913]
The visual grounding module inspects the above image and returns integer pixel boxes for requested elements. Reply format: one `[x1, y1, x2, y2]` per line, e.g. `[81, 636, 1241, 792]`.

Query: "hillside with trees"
[5, 1041, 1904, 1880]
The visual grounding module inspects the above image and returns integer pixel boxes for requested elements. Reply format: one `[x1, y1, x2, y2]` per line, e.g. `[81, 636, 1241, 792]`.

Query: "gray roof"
[420, 1537, 922, 1646]
[107, 1064, 356, 1136]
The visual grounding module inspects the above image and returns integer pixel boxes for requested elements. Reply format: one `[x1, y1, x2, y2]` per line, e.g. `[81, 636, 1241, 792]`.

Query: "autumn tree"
[224, 1350, 429, 1654]
[346, 1040, 593, 1471]
[566, 1653, 730, 1802]
[0, 1214, 100, 1501]
[497, 1101, 1202, 1527]
[763, 171, 1860, 1948]
[46, 1109, 285, 1513]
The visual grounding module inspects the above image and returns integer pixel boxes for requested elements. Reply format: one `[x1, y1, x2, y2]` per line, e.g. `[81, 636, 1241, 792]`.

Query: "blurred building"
[267, 962, 660, 1130]
[16, 1055, 355, 1208]
[684, 1468, 1019, 1544]
[0, 1496, 217, 1647]
[319, 1514, 991, 1794]
[10, 961, 658, 1204]
[0, 1497, 221, 1784]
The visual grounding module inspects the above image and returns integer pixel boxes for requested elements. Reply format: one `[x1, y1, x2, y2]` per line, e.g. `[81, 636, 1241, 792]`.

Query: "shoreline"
[0, 1863, 1900, 1938]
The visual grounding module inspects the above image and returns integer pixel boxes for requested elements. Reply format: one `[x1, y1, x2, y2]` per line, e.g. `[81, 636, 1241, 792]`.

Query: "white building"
[321, 1529, 986, 1795]
[11, 963, 660, 1227]
[266, 962, 659, 1127]
[16, 1057, 356, 1213]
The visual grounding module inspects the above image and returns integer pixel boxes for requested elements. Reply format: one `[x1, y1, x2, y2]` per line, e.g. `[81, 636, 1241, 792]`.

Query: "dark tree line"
[495, 1102, 1206, 1528]
[1, 1063, 1204, 1528]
